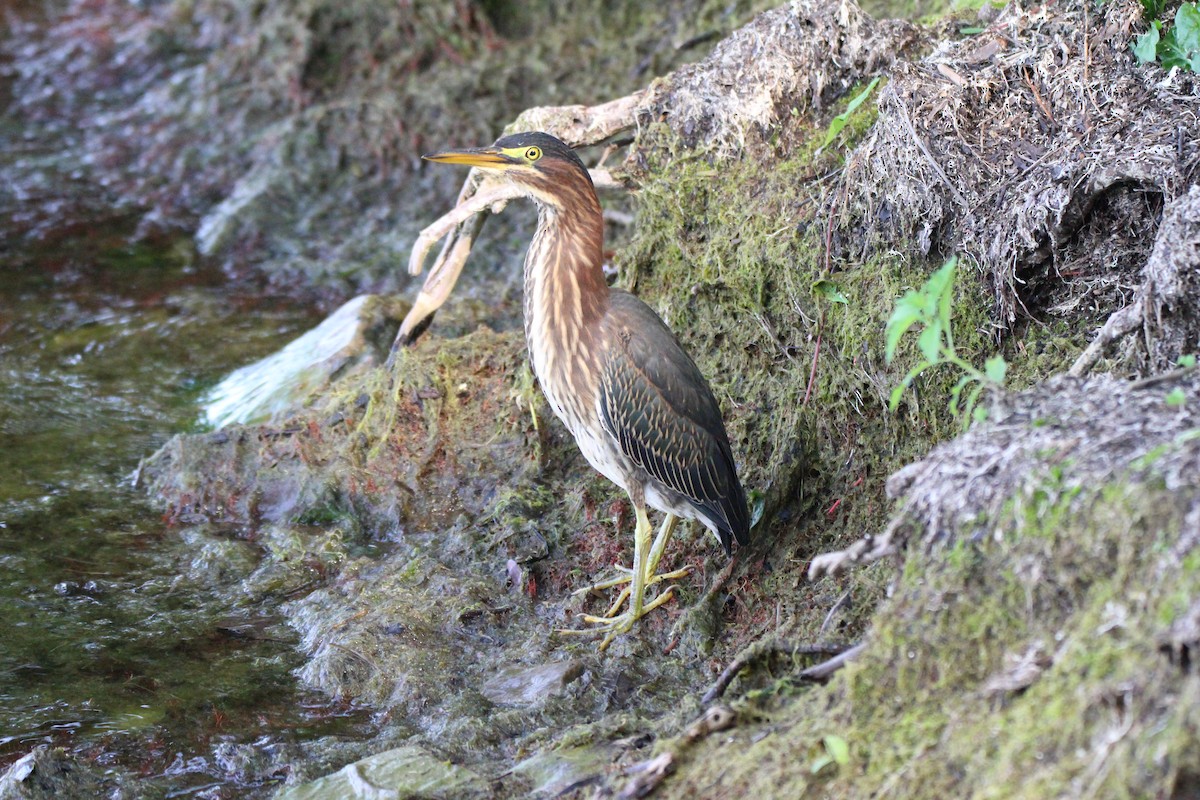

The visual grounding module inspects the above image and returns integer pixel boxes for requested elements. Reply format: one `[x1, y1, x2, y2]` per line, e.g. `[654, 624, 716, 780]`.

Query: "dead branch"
[702, 639, 860, 704]
[395, 96, 640, 349]
[808, 531, 898, 579]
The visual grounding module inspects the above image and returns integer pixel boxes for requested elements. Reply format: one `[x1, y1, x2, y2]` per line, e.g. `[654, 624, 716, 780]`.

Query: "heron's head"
[423, 131, 594, 211]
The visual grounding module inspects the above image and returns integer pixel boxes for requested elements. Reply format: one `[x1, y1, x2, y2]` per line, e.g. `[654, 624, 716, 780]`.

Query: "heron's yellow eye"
[525, 146, 542, 161]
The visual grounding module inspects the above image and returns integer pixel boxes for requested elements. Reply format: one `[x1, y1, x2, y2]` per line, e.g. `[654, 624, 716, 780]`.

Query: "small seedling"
[811, 734, 851, 774]
[1166, 387, 1187, 407]
[813, 278, 849, 304]
[885, 255, 1007, 427]
[821, 77, 881, 149]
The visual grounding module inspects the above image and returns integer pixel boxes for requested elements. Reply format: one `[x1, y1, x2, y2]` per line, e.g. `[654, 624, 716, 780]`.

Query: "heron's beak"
[422, 147, 516, 170]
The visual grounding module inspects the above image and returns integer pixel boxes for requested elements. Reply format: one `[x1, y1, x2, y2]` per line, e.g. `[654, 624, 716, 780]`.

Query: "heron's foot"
[571, 561, 696, 597]
[571, 564, 634, 597]
[560, 586, 679, 650]
[581, 565, 693, 619]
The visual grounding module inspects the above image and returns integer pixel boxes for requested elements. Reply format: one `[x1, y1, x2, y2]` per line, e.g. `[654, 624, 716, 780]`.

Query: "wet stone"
[480, 659, 584, 708]
[0, 747, 109, 800]
[276, 744, 490, 800]
[511, 743, 619, 797]
[202, 294, 408, 429]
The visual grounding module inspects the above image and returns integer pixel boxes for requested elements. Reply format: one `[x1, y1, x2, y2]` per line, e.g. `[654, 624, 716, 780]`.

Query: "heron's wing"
[599, 291, 749, 551]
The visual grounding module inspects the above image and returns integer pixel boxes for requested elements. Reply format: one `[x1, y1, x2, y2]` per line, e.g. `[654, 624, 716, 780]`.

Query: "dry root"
[1070, 185, 1200, 376]
[395, 99, 640, 347]
[838, 0, 1200, 338]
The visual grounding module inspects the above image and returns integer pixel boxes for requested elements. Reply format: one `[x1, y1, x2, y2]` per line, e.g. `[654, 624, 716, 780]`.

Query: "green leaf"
[1133, 23, 1161, 63]
[885, 293, 924, 362]
[964, 382, 987, 427]
[1166, 387, 1187, 407]
[984, 355, 1008, 384]
[813, 279, 849, 304]
[890, 362, 931, 412]
[1160, 4, 1200, 70]
[924, 256, 956, 299]
[1142, 0, 1167, 19]
[843, 77, 881, 117]
[1175, 3, 1200, 47]
[932, 256, 958, 334]
[884, 319, 911, 362]
[958, 26, 985, 35]
[1178, 354, 1197, 368]
[822, 118, 849, 150]
[949, 373, 975, 417]
[918, 323, 943, 363]
[821, 77, 881, 149]
[824, 735, 851, 765]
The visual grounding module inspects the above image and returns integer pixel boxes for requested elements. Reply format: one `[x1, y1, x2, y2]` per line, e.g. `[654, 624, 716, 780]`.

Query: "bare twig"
[1068, 300, 1144, 377]
[618, 752, 675, 800]
[798, 642, 866, 681]
[407, 183, 520, 278]
[808, 531, 898, 579]
[395, 167, 624, 348]
[802, 329, 822, 406]
[702, 639, 859, 704]
[816, 590, 853, 639]
[1021, 66, 1055, 127]
[395, 94, 642, 349]
[1128, 363, 1198, 391]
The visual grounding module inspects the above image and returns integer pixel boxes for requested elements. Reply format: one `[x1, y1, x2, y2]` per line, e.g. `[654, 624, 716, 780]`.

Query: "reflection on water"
[0, 227, 373, 795]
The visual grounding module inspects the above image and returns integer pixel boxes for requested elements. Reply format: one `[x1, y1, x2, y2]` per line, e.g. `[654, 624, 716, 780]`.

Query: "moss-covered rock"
[655, 373, 1200, 799]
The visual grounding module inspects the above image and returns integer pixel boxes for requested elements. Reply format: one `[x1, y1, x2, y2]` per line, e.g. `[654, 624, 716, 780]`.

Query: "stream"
[0, 221, 377, 796]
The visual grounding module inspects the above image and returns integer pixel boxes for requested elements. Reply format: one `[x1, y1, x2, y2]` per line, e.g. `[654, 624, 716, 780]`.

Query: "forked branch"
[394, 94, 642, 349]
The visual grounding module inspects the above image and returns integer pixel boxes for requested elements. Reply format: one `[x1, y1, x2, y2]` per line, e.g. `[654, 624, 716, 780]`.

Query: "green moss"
[634, 423, 1198, 800]
[621, 127, 997, 561]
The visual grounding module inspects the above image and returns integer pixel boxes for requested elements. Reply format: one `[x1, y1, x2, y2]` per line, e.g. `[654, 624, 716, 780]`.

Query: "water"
[0, 225, 374, 795]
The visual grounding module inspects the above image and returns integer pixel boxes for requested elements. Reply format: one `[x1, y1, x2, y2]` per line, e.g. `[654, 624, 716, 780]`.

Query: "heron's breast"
[523, 228, 605, 430]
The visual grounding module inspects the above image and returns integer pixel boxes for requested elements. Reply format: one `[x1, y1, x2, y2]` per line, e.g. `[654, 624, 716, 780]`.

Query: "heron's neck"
[523, 196, 608, 408]
[524, 196, 608, 336]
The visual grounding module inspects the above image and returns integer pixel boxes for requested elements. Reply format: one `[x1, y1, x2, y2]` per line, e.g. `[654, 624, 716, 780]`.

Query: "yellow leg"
[571, 513, 690, 605]
[578, 514, 690, 618]
[645, 513, 680, 580]
[560, 509, 688, 650]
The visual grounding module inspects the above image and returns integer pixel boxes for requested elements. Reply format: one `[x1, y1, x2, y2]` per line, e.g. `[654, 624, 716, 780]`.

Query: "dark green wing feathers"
[599, 292, 749, 553]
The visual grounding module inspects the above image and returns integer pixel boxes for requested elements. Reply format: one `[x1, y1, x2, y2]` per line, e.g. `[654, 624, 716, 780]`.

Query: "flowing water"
[0, 223, 376, 796]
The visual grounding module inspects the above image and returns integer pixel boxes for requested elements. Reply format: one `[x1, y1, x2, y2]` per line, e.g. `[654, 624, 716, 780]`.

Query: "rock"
[202, 294, 408, 428]
[276, 744, 490, 800]
[511, 743, 618, 797]
[0, 748, 109, 800]
[480, 659, 584, 708]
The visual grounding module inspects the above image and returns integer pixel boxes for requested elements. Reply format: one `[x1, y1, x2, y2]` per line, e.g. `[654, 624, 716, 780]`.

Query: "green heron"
[423, 131, 749, 649]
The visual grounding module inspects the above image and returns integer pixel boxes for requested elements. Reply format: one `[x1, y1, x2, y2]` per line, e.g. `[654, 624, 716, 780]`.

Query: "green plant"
[885, 256, 1007, 426]
[812, 278, 849, 304]
[821, 77, 880, 149]
[1133, 1, 1200, 71]
[811, 734, 851, 774]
